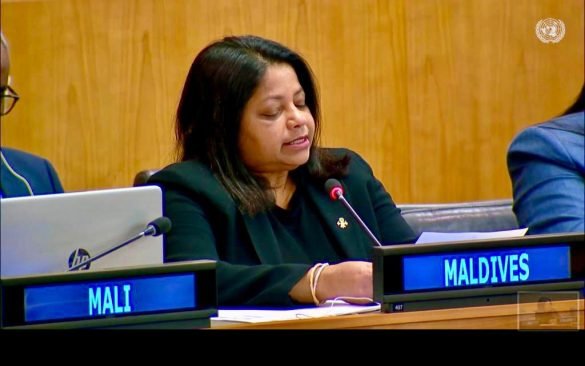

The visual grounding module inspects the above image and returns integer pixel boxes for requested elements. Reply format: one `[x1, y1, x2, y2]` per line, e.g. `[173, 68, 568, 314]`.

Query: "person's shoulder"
[508, 112, 584, 162]
[515, 112, 584, 146]
[148, 160, 236, 207]
[2, 147, 50, 164]
[148, 160, 230, 199]
[1, 147, 63, 194]
[537, 111, 584, 136]
[150, 160, 214, 183]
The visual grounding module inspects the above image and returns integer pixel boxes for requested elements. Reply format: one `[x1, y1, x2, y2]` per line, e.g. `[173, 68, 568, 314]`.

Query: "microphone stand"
[67, 232, 147, 272]
[337, 194, 383, 247]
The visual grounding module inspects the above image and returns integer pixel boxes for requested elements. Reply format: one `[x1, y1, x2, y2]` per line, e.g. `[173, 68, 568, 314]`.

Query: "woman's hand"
[289, 261, 373, 305]
[316, 261, 373, 303]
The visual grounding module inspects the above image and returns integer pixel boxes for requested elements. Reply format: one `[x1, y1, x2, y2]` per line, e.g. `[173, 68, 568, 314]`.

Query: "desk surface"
[213, 299, 583, 330]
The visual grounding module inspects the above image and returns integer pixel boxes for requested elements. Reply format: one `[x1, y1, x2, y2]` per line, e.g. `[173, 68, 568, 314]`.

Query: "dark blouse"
[269, 186, 344, 264]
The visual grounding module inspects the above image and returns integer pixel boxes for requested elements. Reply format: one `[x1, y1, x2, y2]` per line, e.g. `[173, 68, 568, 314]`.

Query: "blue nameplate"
[403, 245, 570, 291]
[373, 233, 584, 312]
[1, 260, 216, 329]
[25, 273, 196, 323]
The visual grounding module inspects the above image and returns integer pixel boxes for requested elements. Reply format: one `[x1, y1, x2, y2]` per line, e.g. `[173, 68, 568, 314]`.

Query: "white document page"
[415, 228, 528, 244]
[212, 300, 380, 323]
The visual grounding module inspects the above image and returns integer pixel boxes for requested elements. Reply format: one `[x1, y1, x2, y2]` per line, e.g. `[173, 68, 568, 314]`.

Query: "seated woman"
[507, 85, 584, 234]
[149, 35, 416, 307]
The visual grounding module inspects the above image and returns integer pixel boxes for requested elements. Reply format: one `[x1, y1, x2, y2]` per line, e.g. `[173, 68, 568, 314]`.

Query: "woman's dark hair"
[176, 35, 349, 215]
[562, 84, 584, 115]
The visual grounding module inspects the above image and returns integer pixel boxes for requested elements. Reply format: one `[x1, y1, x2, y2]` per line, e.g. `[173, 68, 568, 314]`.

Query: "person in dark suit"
[149, 35, 417, 307]
[507, 85, 584, 234]
[0, 31, 63, 198]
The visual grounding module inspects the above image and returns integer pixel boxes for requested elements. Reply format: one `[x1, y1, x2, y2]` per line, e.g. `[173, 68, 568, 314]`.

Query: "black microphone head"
[324, 178, 344, 200]
[146, 216, 172, 236]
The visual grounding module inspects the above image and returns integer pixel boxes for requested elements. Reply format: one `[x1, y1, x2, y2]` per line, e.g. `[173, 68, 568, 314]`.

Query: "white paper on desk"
[415, 228, 528, 244]
[212, 300, 380, 323]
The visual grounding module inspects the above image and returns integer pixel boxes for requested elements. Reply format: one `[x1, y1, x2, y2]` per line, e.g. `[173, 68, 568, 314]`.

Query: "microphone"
[143, 216, 172, 237]
[67, 216, 172, 272]
[324, 179, 382, 247]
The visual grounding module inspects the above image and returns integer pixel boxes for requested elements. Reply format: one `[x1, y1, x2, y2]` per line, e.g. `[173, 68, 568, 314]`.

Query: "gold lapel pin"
[336, 217, 348, 229]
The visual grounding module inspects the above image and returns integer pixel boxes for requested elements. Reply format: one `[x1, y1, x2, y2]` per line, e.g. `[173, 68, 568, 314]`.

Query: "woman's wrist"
[309, 262, 329, 305]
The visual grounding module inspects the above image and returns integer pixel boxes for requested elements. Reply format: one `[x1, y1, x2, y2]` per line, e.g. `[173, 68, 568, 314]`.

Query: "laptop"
[1, 186, 164, 278]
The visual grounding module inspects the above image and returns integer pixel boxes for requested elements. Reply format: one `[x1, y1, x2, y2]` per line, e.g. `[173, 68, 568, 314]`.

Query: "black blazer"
[149, 148, 416, 306]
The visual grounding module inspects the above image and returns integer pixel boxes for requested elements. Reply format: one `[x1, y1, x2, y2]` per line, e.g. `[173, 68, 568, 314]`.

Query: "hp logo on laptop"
[69, 249, 91, 270]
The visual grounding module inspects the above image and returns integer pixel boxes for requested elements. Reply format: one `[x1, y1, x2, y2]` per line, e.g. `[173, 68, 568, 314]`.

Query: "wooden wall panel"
[1, 0, 583, 203]
[404, 0, 584, 202]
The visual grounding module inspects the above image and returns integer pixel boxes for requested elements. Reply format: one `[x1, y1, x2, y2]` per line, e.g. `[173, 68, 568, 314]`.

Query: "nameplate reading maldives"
[402, 246, 570, 291]
[25, 273, 196, 323]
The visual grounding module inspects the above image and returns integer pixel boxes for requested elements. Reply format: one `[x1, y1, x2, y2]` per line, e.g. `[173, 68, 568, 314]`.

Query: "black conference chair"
[397, 199, 519, 235]
[133, 169, 160, 186]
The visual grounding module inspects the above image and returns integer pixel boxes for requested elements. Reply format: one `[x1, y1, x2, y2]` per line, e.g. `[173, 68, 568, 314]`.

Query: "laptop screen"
[1, 186, 163, 277]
